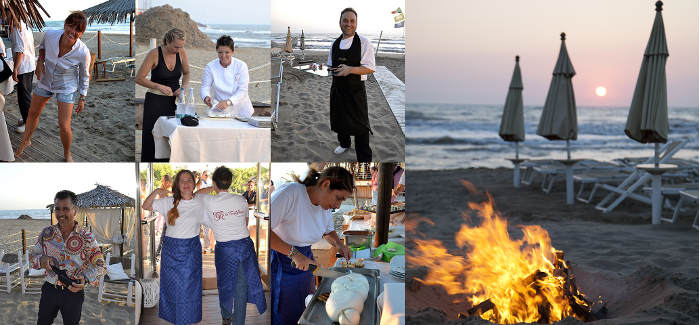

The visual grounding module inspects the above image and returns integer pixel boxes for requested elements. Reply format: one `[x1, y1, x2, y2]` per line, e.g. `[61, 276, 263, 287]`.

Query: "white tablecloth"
[152, 116, 270, 162]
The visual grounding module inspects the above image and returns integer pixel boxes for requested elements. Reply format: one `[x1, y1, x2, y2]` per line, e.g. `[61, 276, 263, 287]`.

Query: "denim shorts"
[33, 87, 78, 104]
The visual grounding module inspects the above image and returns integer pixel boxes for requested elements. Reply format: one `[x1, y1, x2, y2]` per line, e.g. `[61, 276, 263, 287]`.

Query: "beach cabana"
[499, 55, 525, 187]
[48, 184, 136, 258]
[1, 0, 48, 29]
[537, 32, 578, 204]
[82, 0, 135, 57]
[624, 1, 673, 224]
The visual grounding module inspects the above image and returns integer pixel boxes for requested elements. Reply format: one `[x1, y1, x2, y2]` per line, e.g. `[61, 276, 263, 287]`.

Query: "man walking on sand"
[328, 7, 376, 162]
[30, 190, 106, 325]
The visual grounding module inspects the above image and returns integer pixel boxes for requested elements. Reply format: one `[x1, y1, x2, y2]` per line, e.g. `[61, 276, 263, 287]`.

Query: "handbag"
[0, 56, 13, 83]
[180, 115, 199, 127]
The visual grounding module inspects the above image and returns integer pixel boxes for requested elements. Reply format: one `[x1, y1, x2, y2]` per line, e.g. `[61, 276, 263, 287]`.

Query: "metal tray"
[298, 267, 380, 325]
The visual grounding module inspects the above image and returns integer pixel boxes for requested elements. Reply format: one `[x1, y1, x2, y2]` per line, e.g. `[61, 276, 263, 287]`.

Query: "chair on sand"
[98, 252, 137, 306]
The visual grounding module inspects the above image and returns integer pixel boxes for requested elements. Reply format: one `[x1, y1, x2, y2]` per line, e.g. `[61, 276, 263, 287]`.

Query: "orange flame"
[408, 183, 591, 323]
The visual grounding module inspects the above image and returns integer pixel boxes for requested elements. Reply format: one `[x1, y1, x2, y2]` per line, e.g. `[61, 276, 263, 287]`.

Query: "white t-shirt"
[200, 192, 250, 242]
[327, 33, 376, 81]
[152, 196, 203, 239]
[271, 182, 334, 247]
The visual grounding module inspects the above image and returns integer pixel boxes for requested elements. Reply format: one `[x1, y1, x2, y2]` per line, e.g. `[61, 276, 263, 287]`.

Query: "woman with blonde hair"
[136, 28, 190, 162]
[143, 169, 203, 324]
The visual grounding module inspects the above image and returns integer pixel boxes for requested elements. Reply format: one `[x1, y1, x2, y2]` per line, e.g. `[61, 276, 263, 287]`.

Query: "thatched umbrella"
[83, 0, 135, 57]
[1, 0, 48, 30]
[47, 184, 135, 257]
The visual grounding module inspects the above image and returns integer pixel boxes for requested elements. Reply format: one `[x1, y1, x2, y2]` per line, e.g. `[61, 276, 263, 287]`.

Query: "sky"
[271, 0, 405, 35]
[141, 0, 270, 25]
[0, 163, 136, 210]
[271, 163, 308, 188]
[41, 0, 106, 21]
[407, 0, 699, 107]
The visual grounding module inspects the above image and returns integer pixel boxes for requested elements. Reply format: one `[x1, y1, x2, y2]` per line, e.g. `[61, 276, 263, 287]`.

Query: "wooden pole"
[120, 208, 125, 260]
[135, 163, 144, 279]
[129, 14, 133, 57]
[374, 163, 394, 248]
[97, 30, 102, 59]
[21, 229, 26, 254]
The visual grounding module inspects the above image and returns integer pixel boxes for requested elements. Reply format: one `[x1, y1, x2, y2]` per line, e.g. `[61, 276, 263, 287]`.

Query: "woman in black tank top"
[135, 28, 191, 162]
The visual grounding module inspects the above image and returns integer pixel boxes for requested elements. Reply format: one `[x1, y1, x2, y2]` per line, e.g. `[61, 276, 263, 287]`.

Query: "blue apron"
[215, 236, 267, 315]
[159, 236, 202, 325]
[271, 246, 315, 325]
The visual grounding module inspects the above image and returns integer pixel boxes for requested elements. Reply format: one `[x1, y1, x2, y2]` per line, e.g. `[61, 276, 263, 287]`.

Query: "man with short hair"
[30, 190, 106, 325]
[8, 15, 36, 133]
[196, 167, 266, 325]
[328, 7, 376, 162]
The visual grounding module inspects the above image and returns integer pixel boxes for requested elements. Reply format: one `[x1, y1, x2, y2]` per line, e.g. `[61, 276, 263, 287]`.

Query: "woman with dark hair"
[15, 11, 92, 162]
[270, 166, 353, 325]
[200, 35, 254, 118]
[136, 28, 190, 162]
[143, 169, 203, 325]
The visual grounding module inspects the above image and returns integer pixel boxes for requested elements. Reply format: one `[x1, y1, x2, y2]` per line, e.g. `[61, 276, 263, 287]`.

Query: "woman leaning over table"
[143, 169, 203, 325]
[136, 28, 190, 162]
[15, 12, 91, 162]
[200, 35, 254, 119]
[270, 166, 352, 325]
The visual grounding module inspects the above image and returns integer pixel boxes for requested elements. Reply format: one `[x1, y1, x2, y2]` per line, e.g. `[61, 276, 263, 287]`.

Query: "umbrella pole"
[654, 143, 659, 168]
[513, 142, 520, 188]
[129, 14, 133, 57]
[566, 139, 571, 160]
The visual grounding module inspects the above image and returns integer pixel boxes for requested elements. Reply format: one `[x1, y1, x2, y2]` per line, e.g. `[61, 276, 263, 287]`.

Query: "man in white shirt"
[196, 166, 266, 325]
[328, 7, 376, 162]
[9, 20, 35, 133]
[201, 35, 254, 118]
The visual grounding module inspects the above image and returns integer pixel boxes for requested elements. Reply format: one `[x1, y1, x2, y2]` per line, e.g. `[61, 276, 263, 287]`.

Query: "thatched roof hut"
[47, 184, 136, 258]
[1, 0, 49, 29]
[83, 0, 136, 56]
[82, 0, 133, 25]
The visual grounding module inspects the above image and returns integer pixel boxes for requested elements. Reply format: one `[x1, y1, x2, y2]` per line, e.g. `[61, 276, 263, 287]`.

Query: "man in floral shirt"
[29, 190, 106, 325]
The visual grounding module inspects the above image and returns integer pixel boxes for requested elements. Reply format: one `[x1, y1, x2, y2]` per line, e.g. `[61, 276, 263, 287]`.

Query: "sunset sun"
[595, 86, 607, 97]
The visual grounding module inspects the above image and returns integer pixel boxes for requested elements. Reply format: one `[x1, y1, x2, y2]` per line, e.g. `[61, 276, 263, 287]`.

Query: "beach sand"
[270, 49, 405, 162]
[134, 44, 271, 160]
[0, 218, 135, 324]
[406, 168, 698, 325]
[3, 32, 135, 162]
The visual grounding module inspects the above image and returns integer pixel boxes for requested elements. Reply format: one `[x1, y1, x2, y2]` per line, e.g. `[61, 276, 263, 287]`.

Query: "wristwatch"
[226, 99, 232, 106]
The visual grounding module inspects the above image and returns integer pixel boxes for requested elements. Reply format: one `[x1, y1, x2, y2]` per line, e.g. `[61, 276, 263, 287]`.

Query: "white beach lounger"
[591, 140, 687, 213]
[0, 250, 22, 293]
[20, 250, 43, 295]
[98, 252, 136, 306]
[658, 188, 699, 226]
[530, 159, 620, 194]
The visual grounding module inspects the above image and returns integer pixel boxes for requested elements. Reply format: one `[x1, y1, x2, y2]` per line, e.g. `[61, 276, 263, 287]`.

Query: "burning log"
[466, 299, 495, 317]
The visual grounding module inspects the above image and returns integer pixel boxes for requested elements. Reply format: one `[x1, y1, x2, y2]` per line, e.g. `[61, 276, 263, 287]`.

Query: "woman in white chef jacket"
[200, 35, 254, 118]
[143, 169, 204, 325]
[270, 166, 353, 325]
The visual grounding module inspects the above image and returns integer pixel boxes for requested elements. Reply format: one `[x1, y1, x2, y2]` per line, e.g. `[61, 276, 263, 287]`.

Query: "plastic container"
[175, 91, 186, 118]
[186, 88, 196, 116]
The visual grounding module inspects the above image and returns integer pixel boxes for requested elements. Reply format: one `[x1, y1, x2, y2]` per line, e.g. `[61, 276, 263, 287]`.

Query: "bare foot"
[15, 139, 31, 157]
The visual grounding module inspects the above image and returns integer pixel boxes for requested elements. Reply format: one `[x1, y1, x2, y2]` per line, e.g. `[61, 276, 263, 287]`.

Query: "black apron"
[330, 33, 372, 136]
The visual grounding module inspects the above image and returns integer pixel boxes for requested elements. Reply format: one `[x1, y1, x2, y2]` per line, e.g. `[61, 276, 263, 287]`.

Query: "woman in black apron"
[135, 28, 191, 162]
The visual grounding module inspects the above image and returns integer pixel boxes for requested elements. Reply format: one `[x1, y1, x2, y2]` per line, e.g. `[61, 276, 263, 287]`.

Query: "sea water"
[407, 103, 699, 170]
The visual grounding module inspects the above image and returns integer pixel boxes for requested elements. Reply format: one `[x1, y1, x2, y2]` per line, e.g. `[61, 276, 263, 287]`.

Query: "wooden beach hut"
[83, 0, 135, 57]
[47, 184, 136, 259]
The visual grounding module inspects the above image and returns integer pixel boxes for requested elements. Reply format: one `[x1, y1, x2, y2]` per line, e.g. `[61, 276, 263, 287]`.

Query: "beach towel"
[271, 245, 315, 325]
[215, 237, 267, 315]
[158, 236, 202, 325]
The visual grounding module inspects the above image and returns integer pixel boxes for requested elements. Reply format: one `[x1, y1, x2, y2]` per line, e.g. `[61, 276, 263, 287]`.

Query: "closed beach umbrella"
[499, 55, 525, 144]
[537, 32, 577, 159]
[500, 55, 525, 187]
[625, 0, 669, 149]
[284, 26, 293, 53]
[300, 29, 305, 51]
[625, 1, 671, 224]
